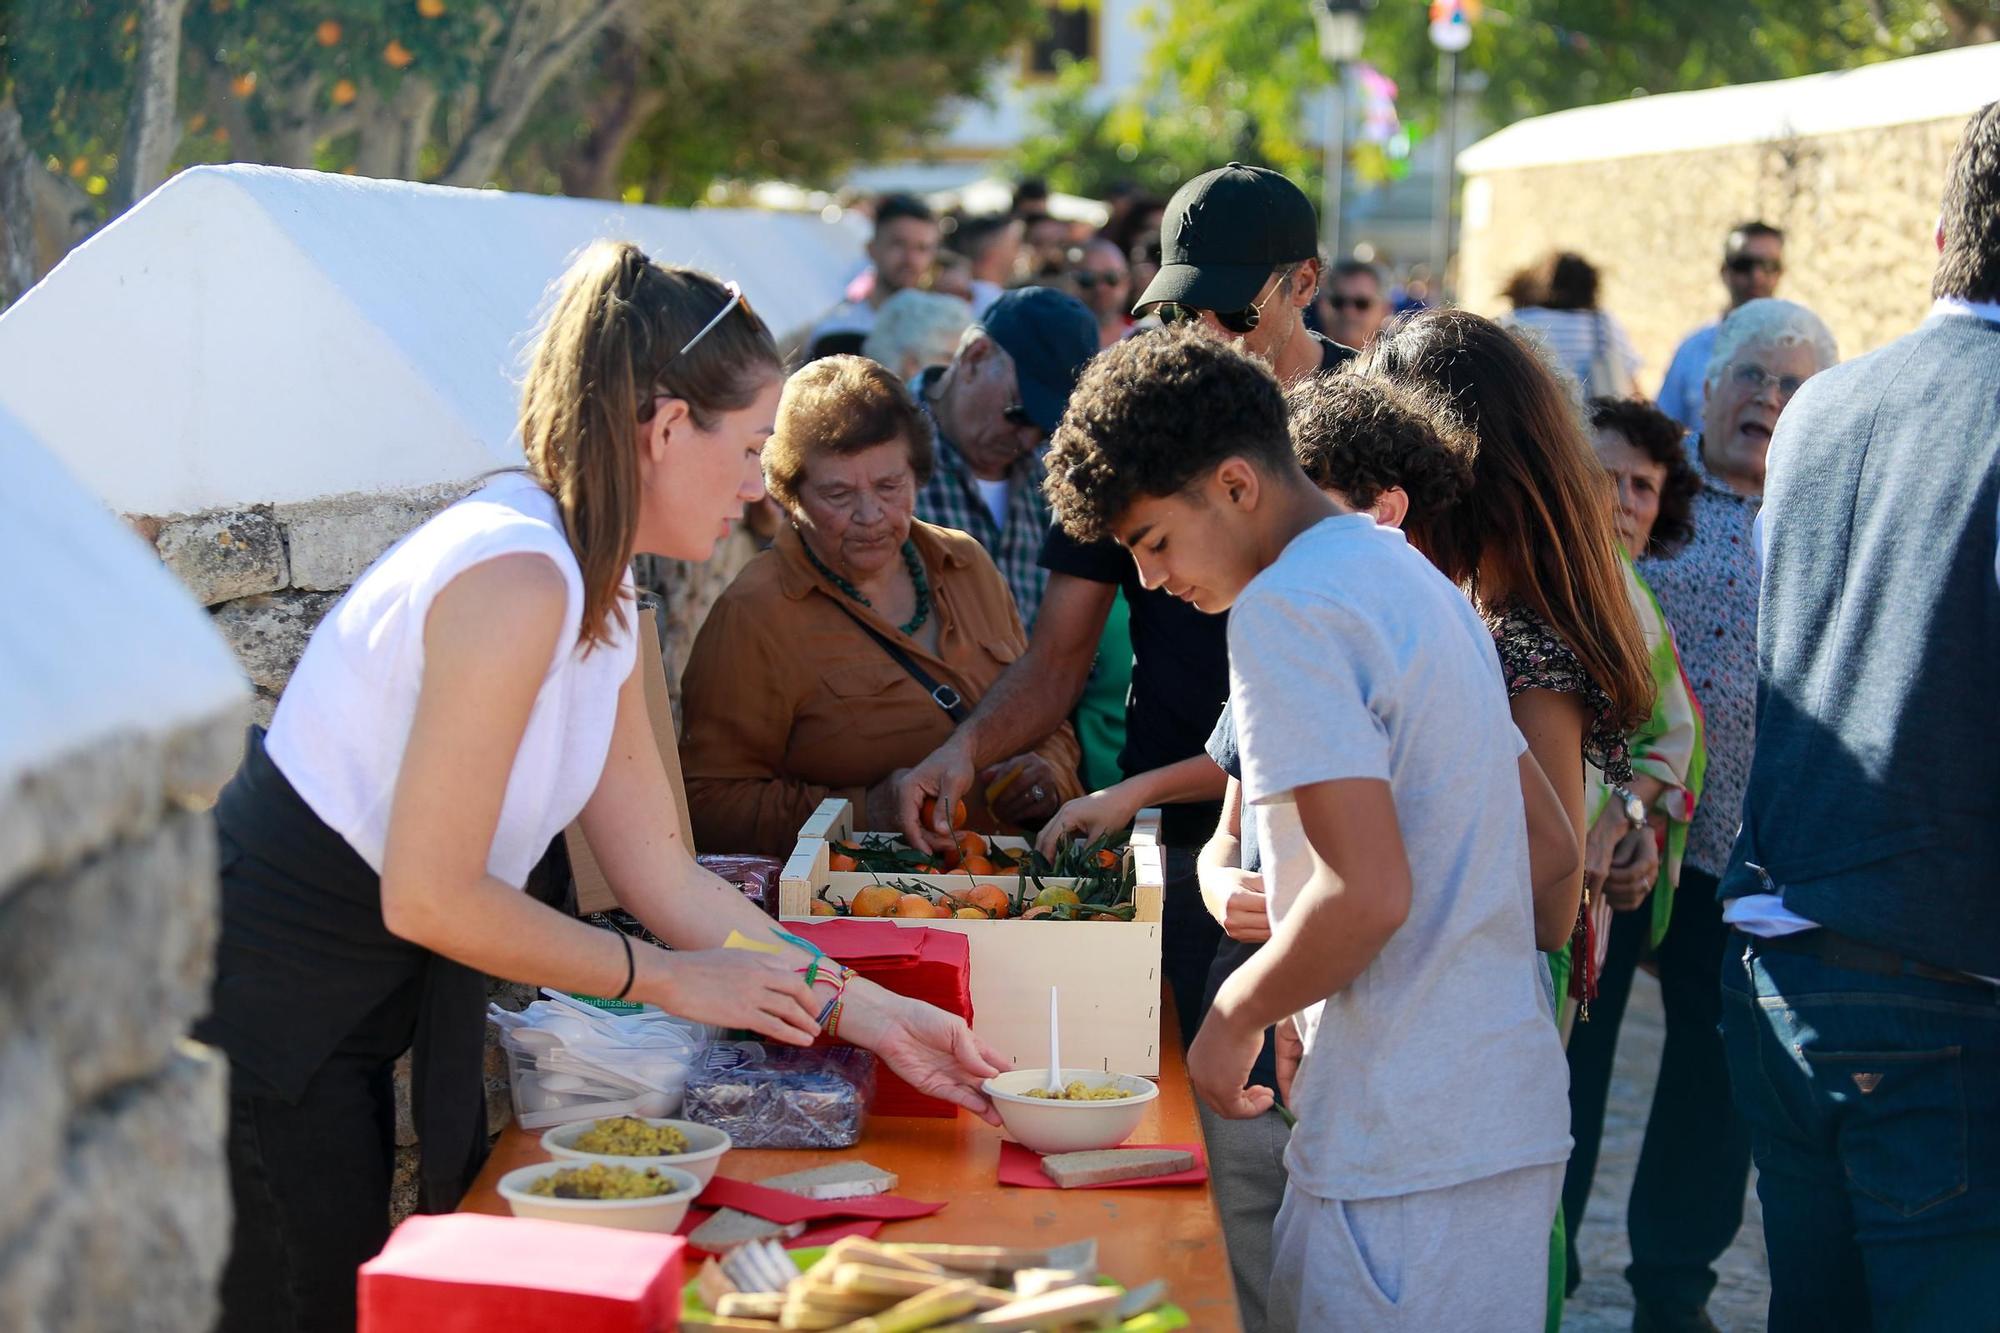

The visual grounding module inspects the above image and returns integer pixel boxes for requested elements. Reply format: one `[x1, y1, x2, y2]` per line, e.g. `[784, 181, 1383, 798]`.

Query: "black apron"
[196, 727, 566, 1211]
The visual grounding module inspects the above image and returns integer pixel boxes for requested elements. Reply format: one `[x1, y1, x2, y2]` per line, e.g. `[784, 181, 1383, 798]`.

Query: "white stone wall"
[2, 409, 247, 1331]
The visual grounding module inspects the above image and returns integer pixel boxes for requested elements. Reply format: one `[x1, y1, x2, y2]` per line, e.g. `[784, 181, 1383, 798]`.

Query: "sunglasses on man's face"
[1725, 255, 1782, 276]
[1002, 404, 1039, 431]
[1158, 302, 1259, 335]
[1071, 269, 1125, 290]
[1327, 294, 1377, 312]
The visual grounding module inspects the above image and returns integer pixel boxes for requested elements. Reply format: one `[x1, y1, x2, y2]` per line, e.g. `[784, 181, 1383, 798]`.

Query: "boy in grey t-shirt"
[1043, 330, 1574, 1330]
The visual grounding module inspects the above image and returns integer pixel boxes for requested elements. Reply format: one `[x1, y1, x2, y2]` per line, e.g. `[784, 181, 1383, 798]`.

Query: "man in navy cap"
[912, 286, 1099, 630]
[1135, 161, 1355, 382]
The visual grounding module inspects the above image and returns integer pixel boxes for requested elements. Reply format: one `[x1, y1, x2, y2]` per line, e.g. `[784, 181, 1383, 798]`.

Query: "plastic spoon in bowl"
[1045, 985, 1064, 1097]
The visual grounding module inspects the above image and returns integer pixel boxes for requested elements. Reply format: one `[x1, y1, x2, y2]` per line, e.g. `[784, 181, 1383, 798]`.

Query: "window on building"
[1026, 2, 1098, 77]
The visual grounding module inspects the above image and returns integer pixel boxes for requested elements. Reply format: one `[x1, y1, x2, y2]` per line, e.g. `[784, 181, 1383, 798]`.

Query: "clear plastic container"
[494, 993, 712, 1130]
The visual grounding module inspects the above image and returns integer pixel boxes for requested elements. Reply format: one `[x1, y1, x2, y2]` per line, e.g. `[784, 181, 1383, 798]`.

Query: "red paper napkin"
[996, 1141, 1210, 1190]
[787, 919, 921, 961]
[695, 1175, 947, 1224]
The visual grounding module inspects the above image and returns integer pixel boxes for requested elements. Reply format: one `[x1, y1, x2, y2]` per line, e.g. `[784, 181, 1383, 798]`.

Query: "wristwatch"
[1610, 784, 1647, 831]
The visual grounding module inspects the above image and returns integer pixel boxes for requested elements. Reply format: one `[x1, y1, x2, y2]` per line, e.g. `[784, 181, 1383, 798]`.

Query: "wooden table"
[460, 994, 1242, 1330]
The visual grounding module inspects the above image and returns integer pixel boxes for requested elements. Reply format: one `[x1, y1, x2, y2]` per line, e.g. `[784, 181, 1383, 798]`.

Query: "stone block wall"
[0, 714, 244, 1331]
[1457, 114, 1970, 387]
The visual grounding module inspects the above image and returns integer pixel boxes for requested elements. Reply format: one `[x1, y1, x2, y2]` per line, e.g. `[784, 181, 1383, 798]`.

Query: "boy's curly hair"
[1286, 372, 1474, 559]
[1042, 328, 1292, 542]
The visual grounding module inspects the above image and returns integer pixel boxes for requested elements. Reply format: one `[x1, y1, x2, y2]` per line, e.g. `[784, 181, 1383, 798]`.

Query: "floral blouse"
[1483, 601, 1635, 786]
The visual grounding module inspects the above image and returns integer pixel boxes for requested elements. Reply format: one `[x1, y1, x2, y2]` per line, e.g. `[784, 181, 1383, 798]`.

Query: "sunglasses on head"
[639, 280, 758, 421]
[1725, 255, 1782, 276]
[1327, 294, 1376, 312]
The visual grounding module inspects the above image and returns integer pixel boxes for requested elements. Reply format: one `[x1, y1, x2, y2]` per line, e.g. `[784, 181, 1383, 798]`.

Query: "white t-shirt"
[972, 476, 1011, 532]
[267, 472, 637, 888]
[1229, 515, 1572, 1201]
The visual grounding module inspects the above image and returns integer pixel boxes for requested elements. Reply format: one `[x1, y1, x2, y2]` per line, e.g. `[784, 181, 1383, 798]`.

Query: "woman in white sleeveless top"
[197, 243, 1007, 1333]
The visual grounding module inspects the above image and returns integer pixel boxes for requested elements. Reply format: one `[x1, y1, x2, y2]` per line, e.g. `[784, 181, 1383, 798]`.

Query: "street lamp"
[1311, 0, 1371, 263]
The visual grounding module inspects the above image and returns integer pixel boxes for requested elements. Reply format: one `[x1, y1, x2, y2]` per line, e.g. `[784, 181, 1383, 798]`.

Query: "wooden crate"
[779, 799, 1166, 1076]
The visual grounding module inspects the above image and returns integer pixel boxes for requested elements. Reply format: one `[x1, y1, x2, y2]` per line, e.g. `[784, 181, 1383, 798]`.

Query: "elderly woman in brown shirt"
[680, 355, 1083, 855]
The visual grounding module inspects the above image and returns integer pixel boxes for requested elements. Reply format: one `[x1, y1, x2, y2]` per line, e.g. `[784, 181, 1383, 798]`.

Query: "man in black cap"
[1135, 161, 1355, 383]
[912, 286, 1099, 630]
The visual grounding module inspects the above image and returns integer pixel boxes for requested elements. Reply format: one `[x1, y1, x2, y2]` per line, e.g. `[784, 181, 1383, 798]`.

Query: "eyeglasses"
[1156, 268, 1295, 336]
[1070, 270, 1125, 290]
[1327, 294, 1377, 312]
[1729, 362, 1810, 400]
[1002, 404, 1038, 431]
[1725, 255, 1783, 276]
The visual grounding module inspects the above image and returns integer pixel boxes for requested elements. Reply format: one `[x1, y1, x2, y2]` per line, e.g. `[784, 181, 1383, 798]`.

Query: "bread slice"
[1039, 1148, 1195, 1189]
[760, 1161, 900, 1200]
[694, 1208, 807, 1254]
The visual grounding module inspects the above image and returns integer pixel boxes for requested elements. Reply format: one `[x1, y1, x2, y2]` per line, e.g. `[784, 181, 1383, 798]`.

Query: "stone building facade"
[1455, 46, 1999, 386]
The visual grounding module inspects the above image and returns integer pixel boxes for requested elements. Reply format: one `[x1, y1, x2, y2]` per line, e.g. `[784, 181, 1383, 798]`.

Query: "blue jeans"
[1720, 930, 2000, 1332]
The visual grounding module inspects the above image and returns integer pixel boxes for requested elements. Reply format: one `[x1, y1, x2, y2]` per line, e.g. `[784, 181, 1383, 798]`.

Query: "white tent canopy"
[1459, 43, 2000, 175]
[0, 166, 862, 517]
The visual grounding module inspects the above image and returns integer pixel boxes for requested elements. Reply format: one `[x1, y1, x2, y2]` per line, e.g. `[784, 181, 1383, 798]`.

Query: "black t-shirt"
[1313, 329, 1359, 371]
[1040, 525, 1228, 847]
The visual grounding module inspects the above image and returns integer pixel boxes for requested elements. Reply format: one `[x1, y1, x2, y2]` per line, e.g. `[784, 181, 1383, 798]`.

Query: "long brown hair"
[519, 241, 781, 650]
[1361, 308, 1653, 733]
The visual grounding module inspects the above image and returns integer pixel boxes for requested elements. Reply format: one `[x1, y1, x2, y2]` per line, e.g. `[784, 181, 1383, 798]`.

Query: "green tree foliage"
[1014, 0, 1995, 202]
[0, 0, 1038, 287]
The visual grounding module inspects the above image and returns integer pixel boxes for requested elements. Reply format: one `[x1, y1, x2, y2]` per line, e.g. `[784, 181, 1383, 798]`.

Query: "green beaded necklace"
[799, 530, 931, 635]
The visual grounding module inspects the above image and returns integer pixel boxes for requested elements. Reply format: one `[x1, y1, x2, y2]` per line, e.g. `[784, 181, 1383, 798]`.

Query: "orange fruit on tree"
[383, 39, 415, 68]
[828, 850, 858, 872]
[967, 883, 1012, 917]
[316, 19, 343, 45]
[849, 885, 899, 918]
[230, 71, 258, 98]
[416, 0, 447, 15]
[330, 78, 359, 106]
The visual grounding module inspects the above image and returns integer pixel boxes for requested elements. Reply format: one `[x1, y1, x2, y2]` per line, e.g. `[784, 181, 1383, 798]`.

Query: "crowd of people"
[188, 94, 1997, 1333]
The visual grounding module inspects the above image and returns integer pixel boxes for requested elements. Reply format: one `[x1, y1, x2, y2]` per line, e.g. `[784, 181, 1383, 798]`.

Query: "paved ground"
[1562, 970, 1770, 1332]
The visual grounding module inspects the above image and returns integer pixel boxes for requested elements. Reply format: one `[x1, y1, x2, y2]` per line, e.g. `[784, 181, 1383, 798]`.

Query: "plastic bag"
[489, 989, 714, 1129]
[680, 1041, 876, 1149]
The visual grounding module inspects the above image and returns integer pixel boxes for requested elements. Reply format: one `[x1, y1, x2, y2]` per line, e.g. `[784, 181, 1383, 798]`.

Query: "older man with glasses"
[1069, 238, 1135, 348]
[1318, 259, 1391, 350]
[910, 286, 1098, 630]
[1658, 221, 1787, 431]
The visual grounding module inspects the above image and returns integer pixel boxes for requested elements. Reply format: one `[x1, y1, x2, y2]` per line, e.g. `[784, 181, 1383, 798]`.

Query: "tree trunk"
[0, 93, 36, 305]
[119, 0, 193, 211]
[555, 76, 666, 199]
[438, 0, 633, 188]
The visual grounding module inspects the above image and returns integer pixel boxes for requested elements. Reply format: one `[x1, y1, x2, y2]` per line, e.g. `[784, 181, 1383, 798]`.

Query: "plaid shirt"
[914, 370, 1051, 628]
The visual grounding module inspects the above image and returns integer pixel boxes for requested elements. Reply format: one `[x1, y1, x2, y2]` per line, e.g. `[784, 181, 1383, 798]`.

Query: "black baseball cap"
[977, 287, 1099, 433]
[1134, 163, 1319, 316]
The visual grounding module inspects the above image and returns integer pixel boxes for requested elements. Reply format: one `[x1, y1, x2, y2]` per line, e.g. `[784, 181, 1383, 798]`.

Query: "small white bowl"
[496, 1161, 702, 1232]
[982, 1068, 1159, 1153]
[539, 1117, 732, 1187]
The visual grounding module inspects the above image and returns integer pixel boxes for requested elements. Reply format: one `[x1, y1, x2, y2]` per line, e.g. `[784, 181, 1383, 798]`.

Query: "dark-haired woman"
[196, 244, 1005, 1333]
[1361, 308, 1657, 1330]
[1500, 251, 1643, 399]
[1559, 396, 1710, 1301]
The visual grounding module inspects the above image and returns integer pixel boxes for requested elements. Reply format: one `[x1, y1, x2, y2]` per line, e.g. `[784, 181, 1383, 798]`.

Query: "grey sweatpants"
[1196, 1101, 1293, 1333]
[1267, 1161, 1562, 1332]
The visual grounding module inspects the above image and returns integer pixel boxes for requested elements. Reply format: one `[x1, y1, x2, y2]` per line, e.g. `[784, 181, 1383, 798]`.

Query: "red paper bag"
[359, 1213, 684, 1333]
[790, 922, 974, 1118]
